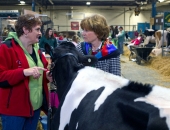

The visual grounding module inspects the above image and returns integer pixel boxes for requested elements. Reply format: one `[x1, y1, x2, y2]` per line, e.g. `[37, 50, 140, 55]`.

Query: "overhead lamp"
[20, 1, 25, 4]
[86, 2, 91, 5]
[49, 0, 54, 5]
[159, 0, 164, 2]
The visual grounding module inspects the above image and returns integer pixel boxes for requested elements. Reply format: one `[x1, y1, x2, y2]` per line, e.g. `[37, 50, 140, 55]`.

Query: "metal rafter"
[0, 0, 137, 6]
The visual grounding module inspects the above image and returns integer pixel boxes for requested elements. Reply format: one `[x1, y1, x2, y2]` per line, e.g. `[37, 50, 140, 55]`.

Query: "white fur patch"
[134, 85, 170, 129]
[58, 67, 129, 130]
[76, 122, 78, 129]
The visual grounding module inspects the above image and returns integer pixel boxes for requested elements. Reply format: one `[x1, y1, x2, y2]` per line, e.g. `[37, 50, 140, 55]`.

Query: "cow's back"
[52, 67, 170, 130]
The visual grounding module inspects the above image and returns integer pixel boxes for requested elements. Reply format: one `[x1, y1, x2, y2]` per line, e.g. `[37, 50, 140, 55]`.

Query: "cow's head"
[45, 41, 97, 100]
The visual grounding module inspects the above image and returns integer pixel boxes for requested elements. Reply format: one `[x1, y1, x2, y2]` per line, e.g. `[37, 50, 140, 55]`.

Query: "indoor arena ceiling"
[0, 0, 169, 11]
[0, 0, 145, 7]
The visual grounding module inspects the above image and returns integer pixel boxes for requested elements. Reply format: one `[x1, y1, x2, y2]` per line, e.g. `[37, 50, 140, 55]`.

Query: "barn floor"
[121, 55, 170, 88]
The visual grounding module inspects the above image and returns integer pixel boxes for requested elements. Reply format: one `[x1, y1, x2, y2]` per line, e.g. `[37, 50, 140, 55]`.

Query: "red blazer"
[0, 39, 49, 117]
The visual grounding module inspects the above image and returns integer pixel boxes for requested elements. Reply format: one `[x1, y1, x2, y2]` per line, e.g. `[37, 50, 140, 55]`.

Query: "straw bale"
[148, 56, 170, 77]
[37, 121, 43, 130]
[123, 44, 170, 77]
[123, 45, 131, 56]
[123, 45, 170, 83]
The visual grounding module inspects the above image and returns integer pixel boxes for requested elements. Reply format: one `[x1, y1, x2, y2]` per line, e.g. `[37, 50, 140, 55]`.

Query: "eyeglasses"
[27, 14, 40, 20]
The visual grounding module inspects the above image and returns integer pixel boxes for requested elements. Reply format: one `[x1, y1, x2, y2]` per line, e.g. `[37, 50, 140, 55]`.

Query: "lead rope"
[47, 82, 52, 130]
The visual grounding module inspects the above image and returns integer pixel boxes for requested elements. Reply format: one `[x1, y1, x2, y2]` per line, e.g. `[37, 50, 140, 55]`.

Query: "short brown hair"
[80, 14, 109, 41]
[15, 14, 42, 37]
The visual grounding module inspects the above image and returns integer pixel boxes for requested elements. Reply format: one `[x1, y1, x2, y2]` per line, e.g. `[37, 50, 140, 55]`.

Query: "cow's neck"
[55, 67, 78, 101]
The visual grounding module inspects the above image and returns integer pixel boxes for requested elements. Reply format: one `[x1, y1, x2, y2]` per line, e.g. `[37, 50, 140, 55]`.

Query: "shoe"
[131, 59, 136, 62]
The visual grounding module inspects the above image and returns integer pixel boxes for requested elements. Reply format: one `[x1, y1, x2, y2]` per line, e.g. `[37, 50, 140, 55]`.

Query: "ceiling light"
[86, 2, 91, 5]
[49, 0, 54, 5]
[20, 1, 25, 4]
[159, 0, 164, 2]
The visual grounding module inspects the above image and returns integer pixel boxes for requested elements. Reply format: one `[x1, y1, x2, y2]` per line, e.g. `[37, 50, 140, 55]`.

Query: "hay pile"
[123, 45, 131, 56]
[123, 44, 170, 81]
[37, 111, 46, 130]
[148, 56, 170, 78]
[37, 121, 43, 130]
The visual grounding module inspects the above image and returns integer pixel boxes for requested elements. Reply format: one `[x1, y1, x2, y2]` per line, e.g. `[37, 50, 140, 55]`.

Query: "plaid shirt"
[76, 43, 121, 76]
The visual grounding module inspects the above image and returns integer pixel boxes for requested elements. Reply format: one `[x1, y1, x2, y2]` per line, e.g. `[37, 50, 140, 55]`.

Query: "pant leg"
[120, 42, 124, 54]
[24, 109, 41, 130]
[118, 41, 121, 53]
[1, 115, 25, 130]
[1, 109, 41, 130]
[118, 41, 124, 54]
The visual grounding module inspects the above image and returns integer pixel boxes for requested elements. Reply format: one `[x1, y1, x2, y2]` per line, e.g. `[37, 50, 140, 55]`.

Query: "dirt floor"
[122, 46, 170, 88]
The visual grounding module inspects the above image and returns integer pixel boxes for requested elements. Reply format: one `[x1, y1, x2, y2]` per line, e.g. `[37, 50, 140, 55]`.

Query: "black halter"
[50, 53, 79, 86]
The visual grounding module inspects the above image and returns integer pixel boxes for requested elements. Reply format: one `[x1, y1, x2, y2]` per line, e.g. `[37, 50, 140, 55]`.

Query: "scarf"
[84, 40, 118, 60]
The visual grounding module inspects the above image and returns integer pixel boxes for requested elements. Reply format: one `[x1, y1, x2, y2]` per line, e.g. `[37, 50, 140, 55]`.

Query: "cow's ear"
[44, 43, 54, 58]
[80, 55, 98, 66]
[59, 41, 76, 48]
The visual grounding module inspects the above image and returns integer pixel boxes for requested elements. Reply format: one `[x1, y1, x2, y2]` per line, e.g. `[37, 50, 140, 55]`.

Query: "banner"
[164, 12, 170, 28]
[24, 9, 39, 15]
[71, 22, 79, 30]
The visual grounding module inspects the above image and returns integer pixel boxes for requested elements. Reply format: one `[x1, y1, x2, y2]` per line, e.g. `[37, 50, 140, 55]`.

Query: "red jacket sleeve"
[0, 44, 26, 87]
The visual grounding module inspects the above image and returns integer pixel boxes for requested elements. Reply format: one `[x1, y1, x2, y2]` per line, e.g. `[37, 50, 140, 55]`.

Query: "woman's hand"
[23, 66, 47, 79]
[46, 71, 53, 82]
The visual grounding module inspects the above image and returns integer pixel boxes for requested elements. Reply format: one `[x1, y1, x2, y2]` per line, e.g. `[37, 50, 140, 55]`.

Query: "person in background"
[58, 33, 64, 40]
[77, 14, 121, 76]
[127, 34, 143, 50]
[39, 28, 57, 50]
[114, 26, 119, 35]
[110, 25, 115, 39]
[0, 14, 52, 130]
[63, 34, 68, 41]
[72, 35, 80, 46]
[125, 31, 128, 39]
[134, 30, 139, 38]
[125, 31, 130, 41]
[53, 30, 59, 38]
[116, 26, 125, 55]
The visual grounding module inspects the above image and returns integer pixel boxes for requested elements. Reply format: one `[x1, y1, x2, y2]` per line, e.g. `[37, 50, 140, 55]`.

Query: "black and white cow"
[45, 42, 170, 130]
[143, 29, 156, 47]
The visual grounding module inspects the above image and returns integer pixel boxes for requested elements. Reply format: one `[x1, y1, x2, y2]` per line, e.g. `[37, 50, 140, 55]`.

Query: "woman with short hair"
[77, 14, 121, 76]
[0, 14, 52, 130]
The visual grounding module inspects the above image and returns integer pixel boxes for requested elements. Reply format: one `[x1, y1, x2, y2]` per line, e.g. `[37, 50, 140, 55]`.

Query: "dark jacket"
[39, 36, 57, 49]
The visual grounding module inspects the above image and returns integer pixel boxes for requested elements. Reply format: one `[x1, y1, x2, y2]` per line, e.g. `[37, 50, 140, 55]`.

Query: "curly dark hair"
[44, 28, 55, 39]
[15, 14, 42, 37]
[80, 14, 109, 41]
